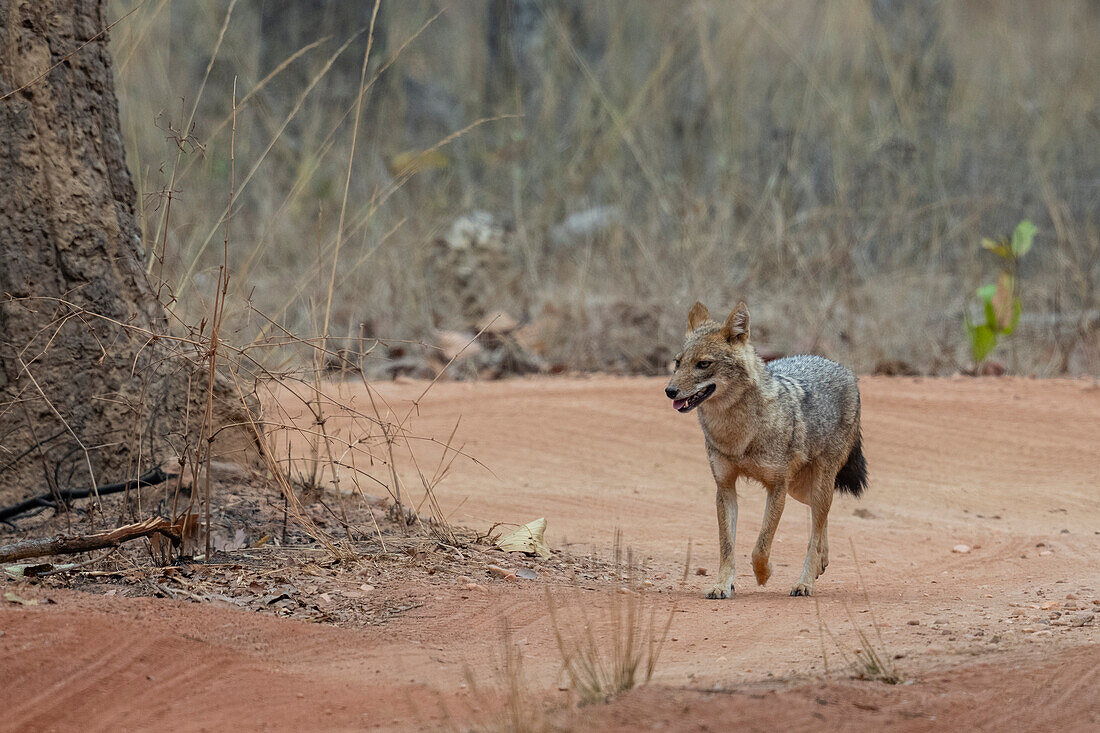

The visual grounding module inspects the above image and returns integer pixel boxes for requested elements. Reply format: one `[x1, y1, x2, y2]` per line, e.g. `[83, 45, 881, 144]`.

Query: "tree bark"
[0, 1, 249, 504]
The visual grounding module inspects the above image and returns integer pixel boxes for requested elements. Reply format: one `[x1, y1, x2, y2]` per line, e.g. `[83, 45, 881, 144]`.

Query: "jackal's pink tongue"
[673, 397, 688, 411]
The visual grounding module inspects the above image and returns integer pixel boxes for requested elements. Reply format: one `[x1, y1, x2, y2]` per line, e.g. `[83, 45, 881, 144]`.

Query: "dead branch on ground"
[0, 516, 180, 563]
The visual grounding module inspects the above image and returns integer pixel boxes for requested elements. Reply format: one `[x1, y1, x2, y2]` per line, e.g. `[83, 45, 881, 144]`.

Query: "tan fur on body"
[666, 302, 865, 597]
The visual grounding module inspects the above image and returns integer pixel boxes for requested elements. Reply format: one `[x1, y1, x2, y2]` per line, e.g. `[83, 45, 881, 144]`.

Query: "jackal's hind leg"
[792, 469, 833, 596]
[817, 522, 829, 576]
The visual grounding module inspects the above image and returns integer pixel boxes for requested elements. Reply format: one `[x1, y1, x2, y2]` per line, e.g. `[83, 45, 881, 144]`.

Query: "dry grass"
[815, 540, 902, 685]
[458, 623, 551, 733]
[2, 4, 491, 564]
[547, 536, 674, 704]
[15, 0, 1090, 597]
[107, 0, 1098, 377]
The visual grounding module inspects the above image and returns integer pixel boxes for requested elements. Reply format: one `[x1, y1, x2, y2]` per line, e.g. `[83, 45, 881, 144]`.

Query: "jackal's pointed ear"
[721, 301, 750, 343]
[687, 302, 710, 332]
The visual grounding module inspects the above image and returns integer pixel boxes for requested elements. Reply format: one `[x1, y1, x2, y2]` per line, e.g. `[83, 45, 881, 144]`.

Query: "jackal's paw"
[705, 584, 734, 599]
[789, 582, 814, 597]
[752, 555, 772, 586]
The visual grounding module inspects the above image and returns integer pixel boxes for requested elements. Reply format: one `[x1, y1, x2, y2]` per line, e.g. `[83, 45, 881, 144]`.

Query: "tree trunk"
[0, 0, 249, 503]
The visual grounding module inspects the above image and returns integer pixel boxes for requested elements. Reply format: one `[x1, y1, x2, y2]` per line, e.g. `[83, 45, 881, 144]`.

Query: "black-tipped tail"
[835, 431, 867, 498]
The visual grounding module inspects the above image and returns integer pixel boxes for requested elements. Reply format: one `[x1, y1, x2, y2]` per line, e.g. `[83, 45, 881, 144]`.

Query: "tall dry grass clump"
[814, 541, 902, 684]
[547, 537, 674, 704]
[108, 0, 1099, 377]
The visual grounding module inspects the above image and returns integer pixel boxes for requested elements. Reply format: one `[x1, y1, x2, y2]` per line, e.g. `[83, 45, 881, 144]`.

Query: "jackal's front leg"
[752, 483, 787, 586]
[706, 454, 738, 599]
[707, 487, 738, 598]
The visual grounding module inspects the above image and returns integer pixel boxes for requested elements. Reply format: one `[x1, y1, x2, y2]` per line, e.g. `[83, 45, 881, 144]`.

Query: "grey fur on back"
[767, 355, 865, 496]
[768, 356, 856, 452]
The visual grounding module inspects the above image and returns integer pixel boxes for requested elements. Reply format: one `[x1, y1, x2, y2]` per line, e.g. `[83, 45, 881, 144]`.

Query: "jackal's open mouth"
[672, 383, 715, 412]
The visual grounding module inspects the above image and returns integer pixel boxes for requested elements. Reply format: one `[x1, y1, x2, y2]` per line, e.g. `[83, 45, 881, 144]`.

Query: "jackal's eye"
[695, 360, 712, 369]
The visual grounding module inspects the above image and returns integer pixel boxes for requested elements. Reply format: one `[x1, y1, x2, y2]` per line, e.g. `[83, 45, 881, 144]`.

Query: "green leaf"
[967, 323, 998, 363]
[1011, 220, 1037, 258]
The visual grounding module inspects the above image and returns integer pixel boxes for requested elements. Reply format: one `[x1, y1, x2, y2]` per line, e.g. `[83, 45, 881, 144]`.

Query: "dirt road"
[3, 376, 1099, 730]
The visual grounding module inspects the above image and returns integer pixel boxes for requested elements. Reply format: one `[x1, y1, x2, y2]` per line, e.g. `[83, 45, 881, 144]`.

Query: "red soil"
[3, 376, 1098, 731]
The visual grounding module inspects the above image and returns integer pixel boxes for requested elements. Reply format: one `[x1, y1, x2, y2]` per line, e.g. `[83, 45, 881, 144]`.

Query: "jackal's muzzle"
[668, 383, 715, 412]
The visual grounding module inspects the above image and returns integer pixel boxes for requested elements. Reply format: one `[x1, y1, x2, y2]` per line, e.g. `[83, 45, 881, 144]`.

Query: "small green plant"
[965, 220, 1037, 364]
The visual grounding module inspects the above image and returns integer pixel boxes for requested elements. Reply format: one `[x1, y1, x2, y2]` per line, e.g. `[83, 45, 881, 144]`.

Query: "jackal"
[665, 302, 866, 597]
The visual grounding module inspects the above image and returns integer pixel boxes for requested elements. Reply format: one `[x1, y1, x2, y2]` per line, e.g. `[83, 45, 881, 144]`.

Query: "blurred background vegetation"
[110, 0, 1099, 377]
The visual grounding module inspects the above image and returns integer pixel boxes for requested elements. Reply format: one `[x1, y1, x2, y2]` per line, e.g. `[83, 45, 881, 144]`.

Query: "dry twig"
[0, 517, 180, 563]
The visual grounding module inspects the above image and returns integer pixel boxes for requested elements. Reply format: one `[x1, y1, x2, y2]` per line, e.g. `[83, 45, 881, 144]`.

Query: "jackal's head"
[665, 301, 754, 412]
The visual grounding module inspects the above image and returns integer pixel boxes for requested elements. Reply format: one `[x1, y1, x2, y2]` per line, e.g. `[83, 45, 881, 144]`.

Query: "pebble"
[907, 619, 920, 626]
[953, 544, 971, 554]
[1039, 550, 1053, 556]
[487, 565, 518, 582]
[1070, 613, 1096, 628]
[695, 567, 708, 576]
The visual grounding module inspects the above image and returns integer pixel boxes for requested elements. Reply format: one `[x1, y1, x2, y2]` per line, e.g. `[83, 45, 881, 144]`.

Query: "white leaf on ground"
[495, 517, 551, 559]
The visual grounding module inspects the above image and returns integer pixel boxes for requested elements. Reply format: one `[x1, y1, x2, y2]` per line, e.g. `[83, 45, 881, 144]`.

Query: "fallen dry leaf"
[495, 518, 551, 559]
